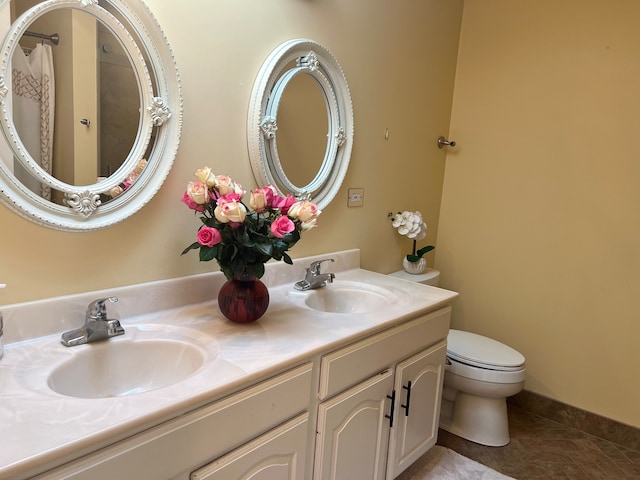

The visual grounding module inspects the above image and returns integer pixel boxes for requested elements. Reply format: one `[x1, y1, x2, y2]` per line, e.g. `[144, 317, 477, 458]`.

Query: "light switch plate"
[347, 188, 364, 207]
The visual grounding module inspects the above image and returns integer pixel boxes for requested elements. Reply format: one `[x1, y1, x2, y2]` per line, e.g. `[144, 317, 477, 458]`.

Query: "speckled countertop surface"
[0, 250, 458, 479]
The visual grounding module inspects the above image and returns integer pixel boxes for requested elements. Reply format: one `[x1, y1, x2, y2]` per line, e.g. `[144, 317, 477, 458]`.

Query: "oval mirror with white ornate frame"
[0, 0, 182, 231]
[247, 38, 353, 210]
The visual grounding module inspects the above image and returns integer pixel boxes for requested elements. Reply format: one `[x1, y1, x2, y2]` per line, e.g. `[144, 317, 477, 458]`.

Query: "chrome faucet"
[61, 297, 124, 347]
[294, 258, 335, 291]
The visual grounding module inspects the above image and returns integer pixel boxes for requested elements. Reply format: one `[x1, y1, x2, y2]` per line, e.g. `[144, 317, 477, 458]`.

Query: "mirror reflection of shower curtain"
[11, 43, 55, 200]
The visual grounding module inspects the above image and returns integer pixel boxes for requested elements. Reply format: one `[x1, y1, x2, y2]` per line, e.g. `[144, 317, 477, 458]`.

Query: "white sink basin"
[300, 281, 396, 314]
[48, 336, 206, 399]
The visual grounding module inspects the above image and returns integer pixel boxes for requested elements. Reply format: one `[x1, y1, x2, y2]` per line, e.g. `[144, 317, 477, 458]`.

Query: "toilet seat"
[447, 355, 526, 383]
[447, 329, 525, 372]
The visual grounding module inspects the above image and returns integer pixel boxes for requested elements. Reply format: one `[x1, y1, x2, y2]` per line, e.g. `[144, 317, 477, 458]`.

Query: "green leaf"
[199, 245, 218, 262]
[220, 244, 238, 262]
[406, 245, 435, 262]
[283, 252, 293, 265]
[283, 229, 301, 243]
[181, 242, 201, 256]
[251, 263, 266, 279]
[416, 245, 435, 257]
[255, 242, 273, 257]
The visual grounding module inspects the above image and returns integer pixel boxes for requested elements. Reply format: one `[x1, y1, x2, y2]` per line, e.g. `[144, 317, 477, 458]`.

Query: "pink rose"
[214, 196, 247, 223]
[264, 185, 279, 207]
[126, 172, 139, 185]
[197, 226, 222, 247]
[270, 215, 295, 238]
[273, 194, 297, 214]
[181, 191, 205, 212]
[221, 192, 242, 203]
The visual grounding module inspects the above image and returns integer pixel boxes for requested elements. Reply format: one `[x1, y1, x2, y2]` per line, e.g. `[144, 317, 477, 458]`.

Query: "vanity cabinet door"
[386, 341, 447, 479]
[191, 413, 309, 480]
[314, 369, 394, 480]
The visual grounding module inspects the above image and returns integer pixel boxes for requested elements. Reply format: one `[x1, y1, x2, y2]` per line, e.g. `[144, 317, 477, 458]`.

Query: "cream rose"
[195, 167, 217, 187]
[300, 219, 318, 231]
[186, 181, 210, 205]
[215, 175, 245, 196]
[134, 158, 148, 175]
[214, 197, 247, 223]
[288, 200, 321, 223]
[109, 185, 124, 197]
[249, 187, 273, 213]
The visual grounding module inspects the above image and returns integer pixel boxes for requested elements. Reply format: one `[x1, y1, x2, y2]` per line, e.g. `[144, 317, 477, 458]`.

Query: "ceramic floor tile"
[425, 406, 640, 479]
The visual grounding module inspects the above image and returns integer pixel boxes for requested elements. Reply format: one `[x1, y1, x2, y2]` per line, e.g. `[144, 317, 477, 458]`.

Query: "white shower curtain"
[12, 43, 55, 200]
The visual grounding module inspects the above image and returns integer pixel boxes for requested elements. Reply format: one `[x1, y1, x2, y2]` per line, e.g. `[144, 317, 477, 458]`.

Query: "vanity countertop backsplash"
[0, 249, 458, 479]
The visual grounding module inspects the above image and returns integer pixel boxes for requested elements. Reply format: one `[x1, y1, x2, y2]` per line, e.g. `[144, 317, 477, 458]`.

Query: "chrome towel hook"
[437, 136, 456, 149]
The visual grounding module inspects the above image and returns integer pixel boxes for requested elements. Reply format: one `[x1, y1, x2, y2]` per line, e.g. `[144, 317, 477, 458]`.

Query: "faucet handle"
[86, 296, 118, 321]
[309, 258, 335, 275]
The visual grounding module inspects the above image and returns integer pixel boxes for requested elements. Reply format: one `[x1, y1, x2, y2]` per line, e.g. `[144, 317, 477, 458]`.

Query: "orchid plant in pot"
[181, 167, 321, 323]
[391, 210, 434, 274]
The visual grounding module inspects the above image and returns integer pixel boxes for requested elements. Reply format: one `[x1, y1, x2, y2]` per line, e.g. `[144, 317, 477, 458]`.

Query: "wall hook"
[80, 118, 91, 127]
[437, 136, 456, 148]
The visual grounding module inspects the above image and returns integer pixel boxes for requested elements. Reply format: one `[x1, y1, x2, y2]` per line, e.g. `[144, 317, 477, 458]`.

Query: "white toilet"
[389, 268, 526, 447]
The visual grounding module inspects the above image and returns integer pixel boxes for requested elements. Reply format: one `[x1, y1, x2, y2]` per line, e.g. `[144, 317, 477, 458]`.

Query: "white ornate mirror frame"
[247, 38, 353, 210]
[0, 0, 182, 231]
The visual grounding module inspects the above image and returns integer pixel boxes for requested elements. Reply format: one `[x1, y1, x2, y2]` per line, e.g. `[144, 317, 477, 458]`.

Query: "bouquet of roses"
[181, 167, 320, 280]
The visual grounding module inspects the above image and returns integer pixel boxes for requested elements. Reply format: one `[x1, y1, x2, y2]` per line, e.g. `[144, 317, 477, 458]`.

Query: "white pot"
[403, 257, 426, 275]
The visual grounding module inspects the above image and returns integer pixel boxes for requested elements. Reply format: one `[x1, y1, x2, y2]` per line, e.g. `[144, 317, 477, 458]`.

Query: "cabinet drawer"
[38, 363, 313, 480]
[191, 413, 309, 480]
[319, 307, 450, 400]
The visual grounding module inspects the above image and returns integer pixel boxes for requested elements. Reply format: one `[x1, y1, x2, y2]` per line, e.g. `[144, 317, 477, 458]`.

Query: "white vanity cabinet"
[313, 307, 450, 480]
[1, 255, 460, 480]
[35, 364, 313, 480]
[22, 308, 450, 480]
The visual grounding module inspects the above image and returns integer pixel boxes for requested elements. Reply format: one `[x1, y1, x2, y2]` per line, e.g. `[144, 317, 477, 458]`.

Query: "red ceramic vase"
[217, 274, 270, 323]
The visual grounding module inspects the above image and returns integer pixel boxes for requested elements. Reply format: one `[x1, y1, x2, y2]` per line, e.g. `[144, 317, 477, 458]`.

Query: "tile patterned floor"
[407, 406, 640, 479]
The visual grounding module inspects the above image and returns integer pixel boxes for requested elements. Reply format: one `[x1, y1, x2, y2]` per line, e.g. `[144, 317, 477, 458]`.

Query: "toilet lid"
[447, 329, 525, 371]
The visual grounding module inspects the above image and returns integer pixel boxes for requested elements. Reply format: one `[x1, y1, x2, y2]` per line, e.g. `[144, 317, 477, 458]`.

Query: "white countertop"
[0, 250, 458, 479]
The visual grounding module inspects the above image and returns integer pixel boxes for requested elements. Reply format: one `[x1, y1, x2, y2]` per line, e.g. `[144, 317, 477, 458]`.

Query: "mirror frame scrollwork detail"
[0, 0, 182, 231]
[248, 39, 353, 210]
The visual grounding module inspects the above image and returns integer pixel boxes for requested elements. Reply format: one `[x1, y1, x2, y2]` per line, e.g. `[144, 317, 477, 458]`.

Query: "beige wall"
[0, 0, 463, 308]
[3, 0, 636, 433]
[438, 0, 640, 427]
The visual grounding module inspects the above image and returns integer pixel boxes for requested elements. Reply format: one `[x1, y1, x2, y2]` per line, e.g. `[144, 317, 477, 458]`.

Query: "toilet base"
[439, 392, 510, 447]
